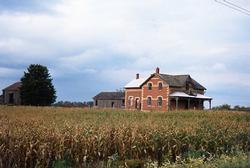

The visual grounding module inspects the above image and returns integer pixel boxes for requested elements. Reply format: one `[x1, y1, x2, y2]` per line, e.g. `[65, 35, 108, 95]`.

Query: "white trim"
[141, 88, 144, 110]
[125, 90, 127, 109]
[135, 97, 140, 101]
[128, 96, 134, 106]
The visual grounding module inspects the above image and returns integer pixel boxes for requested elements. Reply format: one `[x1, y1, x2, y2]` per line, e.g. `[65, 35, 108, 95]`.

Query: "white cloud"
[0, 0, 248, 62]
[0, 67, 22, 77]
[0, 0, 249, 104]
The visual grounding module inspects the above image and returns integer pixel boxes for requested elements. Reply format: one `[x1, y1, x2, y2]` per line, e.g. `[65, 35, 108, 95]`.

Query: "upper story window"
[158, 82, 163, 90]
[157, 97, 162, 107]
[148, 83, 152, 90]
[147, 97, 152, 106]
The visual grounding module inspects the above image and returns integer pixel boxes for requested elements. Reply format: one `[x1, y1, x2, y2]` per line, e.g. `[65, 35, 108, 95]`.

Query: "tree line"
[53, 101, 93, 107]
[212, 104, 250, 112]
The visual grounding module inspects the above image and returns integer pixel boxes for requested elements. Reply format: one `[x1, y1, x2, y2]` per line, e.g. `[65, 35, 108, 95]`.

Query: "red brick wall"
[141, 75, 169, 111]
[125, 89, 142, 110]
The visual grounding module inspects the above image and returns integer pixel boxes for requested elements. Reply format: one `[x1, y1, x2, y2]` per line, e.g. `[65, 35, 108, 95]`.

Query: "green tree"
[20, 64, 56, 106]
[212, 104, 231, 110]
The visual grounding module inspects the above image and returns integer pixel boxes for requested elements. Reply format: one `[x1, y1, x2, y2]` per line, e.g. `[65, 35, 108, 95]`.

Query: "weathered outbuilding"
[2, 82, 22, 105]
[0, 95, 3, 105]
[93, 92, 125, 108]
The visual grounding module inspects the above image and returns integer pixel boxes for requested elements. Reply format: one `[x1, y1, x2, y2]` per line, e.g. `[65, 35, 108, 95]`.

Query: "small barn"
[93, 92, 125, 108]
[2, 82, 22, 105]
[0, 95, 3, 105]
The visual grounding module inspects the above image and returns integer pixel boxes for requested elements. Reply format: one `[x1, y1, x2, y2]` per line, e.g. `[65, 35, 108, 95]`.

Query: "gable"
[140, 74, 167, 88]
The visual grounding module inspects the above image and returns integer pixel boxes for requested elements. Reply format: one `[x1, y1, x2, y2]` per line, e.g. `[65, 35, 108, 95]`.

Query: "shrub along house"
[125, 68, 212, 111]
[93, 92, 125, 108]
[2, 82, 22, 105]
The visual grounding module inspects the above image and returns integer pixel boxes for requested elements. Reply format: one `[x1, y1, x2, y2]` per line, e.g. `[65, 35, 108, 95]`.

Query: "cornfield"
[0, 106, 249, 167]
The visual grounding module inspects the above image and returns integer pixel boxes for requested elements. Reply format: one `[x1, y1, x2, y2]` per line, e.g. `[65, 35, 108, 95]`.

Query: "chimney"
[136, 73, 139, 79]
[156, 67, 160, 74]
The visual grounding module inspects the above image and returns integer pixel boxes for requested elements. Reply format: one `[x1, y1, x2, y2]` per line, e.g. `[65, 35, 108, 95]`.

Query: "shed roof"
[93, 92, 125, 100]
[3, 82, 21, 91]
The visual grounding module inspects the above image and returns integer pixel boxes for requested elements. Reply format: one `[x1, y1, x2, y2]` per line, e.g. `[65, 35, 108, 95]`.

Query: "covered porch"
[169, 92, 212, 110]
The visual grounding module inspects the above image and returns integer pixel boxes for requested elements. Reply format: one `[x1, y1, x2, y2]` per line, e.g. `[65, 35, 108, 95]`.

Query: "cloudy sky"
[0, 0, 249, 106]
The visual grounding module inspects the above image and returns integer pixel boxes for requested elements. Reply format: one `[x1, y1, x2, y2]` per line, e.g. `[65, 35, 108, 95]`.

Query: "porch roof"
[195, 93, 212, 100]
[169, 92, 212, 100]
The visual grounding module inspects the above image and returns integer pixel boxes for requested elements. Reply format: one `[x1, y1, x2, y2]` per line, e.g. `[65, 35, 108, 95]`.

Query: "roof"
[169, 91, 194, 98]
[124, 77, 148, 88]
[195, 93, 212, 100]
[93, 92, 125, 100]
[159, 74, 206, 90]
[125, 73, 206, 90]
[169, 91, 212, 100]
[3, 82, 21, 91]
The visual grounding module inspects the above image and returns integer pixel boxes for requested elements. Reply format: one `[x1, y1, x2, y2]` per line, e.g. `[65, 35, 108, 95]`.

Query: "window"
[147, 97, 152, 106]
[135, 98, 140, 109]
[148, 83, 152, 90]
[158, 82, 163, 90]
[128, 97, 133, 106]
[157, 97, 162, 107]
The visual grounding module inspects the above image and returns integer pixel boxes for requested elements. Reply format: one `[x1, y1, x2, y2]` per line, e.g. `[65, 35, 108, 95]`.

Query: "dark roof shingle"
[159, 74, 206, 90]
[93, 92, 125, 100]
[3, 82, 22, 91]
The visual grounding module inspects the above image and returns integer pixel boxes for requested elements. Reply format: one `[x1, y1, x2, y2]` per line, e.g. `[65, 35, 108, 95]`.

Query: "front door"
[9, 93, 14, 104]
[135, 98, 141, 110]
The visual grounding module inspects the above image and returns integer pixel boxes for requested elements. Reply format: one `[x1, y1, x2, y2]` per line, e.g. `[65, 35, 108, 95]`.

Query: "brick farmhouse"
[124, 68, 212, 111]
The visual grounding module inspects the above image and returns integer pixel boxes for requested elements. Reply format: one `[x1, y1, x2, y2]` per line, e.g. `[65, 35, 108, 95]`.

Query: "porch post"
[187, 98, 190, 110]
[209, 100, 212, 110]
[198, 99, 201, 109]
[175, 97, 179, 110]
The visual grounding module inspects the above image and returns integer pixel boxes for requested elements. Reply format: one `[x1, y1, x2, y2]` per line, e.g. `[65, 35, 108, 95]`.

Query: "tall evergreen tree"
[20, 64, 56, 106]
